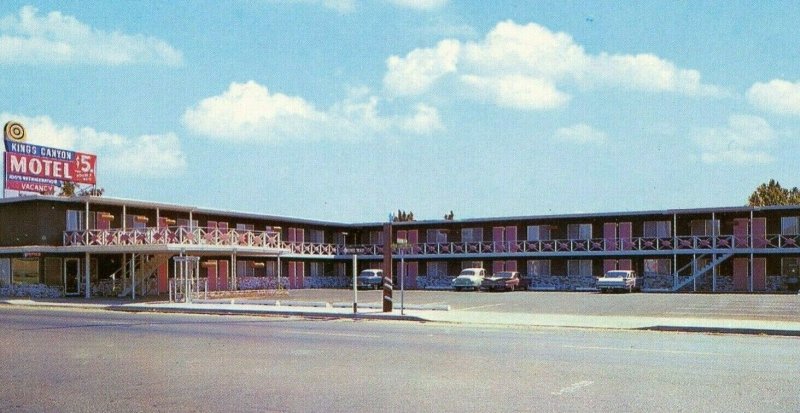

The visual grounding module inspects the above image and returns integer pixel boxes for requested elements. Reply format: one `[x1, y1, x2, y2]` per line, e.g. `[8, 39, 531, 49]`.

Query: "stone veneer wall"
[415, 275, 453, 289]
[0, 284, 62, 298]
[237, 274, 793, 292]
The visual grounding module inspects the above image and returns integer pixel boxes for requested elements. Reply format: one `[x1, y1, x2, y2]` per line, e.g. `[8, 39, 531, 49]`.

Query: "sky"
[2, 1, 800, 223]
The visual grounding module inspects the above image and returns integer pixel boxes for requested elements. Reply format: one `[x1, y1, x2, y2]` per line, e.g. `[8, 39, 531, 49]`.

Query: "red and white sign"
[4, 150, 96, 185]
[5, 179, 55, 193]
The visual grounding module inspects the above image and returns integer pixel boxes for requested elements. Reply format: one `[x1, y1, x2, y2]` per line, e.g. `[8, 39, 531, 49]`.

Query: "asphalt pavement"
[3, 290, 800, 336]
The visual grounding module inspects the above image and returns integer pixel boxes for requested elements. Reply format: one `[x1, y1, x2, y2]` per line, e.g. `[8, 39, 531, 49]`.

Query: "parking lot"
[267, 289, 800, 321]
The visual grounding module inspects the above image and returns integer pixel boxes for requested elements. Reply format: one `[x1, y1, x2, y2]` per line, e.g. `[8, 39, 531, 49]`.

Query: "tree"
[57, 182, 104, 197]
[748, 179, 800, 206]
[58, 181, 76, 197]
[392, 210, 415, 222]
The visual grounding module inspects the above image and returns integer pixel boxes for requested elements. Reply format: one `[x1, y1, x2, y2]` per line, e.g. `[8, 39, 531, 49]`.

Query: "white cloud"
[183, 81, 442, 142]
[461, 74, 570, 110]
[747, 79, 800, 116]
[462, 20, 589, 81]
[400, 103, 444, 134]
[554, 124, 607, 144]
[386, 0, 448, 11]
[382, 20, 721, 110]
[182, 81, 327, 142]
[592, 53, 721, 96]
[693, 115, 775, 165]
[0, 113, 187, 177]
[384, 39, 460, 96]
[0, 6, 183, 66]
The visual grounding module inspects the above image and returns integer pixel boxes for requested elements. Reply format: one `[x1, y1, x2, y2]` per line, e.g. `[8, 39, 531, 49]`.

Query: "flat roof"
[2, 194, 799, 228]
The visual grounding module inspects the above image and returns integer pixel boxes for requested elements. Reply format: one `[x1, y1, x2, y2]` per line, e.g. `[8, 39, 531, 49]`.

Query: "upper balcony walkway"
[62, 226, 800, 258]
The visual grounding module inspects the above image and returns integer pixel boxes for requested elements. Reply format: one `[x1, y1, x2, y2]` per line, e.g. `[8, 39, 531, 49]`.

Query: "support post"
[130, 253, 136, 301]
[382, 223, 393, 312]
[84, 252, 91, 299]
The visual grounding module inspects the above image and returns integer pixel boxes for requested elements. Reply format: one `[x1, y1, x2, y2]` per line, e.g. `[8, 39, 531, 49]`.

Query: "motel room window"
[335, 263, 346, 277]
[177, 219, 199, 229]
[236, 223, 255, 232]
[567, 224, 592, 240]
[426, 262, 447, 277]
[461, 261, 483, 270]
[12, 258, 40, 285]
[461, 228, 484, 243]
[567, 260, 592, 276]
[368, 231, 384, 245]
[236, 260, 255, 278]
[309, 262, 325, 277]
[527, 225, 551, 241]
[690, 219, 720, 236]
[527, 260, 551, 276]
[644, 259, 671, 276]
[643, 221, 672, 238]
[782, 258, 799, 277]
[66, 210, 95, 231]
[0, 258, 10, 287]
[308, 229, 325, 244]
[426, 229, 448, 244]
[781, 217, 799, 235]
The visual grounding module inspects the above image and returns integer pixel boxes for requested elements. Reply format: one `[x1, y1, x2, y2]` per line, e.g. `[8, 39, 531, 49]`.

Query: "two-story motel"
[1, 194, 800, 298]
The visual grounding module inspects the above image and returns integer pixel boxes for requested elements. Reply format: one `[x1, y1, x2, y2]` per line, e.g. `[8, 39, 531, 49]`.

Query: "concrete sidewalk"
[3, 297, 800, 336]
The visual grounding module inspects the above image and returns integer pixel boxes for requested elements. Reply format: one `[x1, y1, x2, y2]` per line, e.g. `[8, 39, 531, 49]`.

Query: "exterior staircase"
[672, 252, 734, 292]
[117, 254, 171, 297]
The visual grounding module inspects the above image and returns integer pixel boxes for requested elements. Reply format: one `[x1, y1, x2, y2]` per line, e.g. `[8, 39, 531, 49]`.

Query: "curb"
[638, 325, 800, 337]
[110, 304, 428, 322]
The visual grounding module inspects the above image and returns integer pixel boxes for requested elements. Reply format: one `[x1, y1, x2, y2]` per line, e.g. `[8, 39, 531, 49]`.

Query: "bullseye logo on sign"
[4, 121, 26, 143]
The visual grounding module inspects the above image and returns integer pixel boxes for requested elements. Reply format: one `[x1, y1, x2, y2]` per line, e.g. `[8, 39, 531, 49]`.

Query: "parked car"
[452, 268, 486, 291]
[482, 271, 521, 292]
[596, 270, 641, 293]
[355, 269, 383, 290]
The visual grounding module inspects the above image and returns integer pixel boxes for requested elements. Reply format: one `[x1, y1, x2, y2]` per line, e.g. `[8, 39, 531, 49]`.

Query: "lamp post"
[342, 231, 358, 314]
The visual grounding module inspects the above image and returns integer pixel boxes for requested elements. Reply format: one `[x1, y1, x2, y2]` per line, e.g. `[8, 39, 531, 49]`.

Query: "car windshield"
[494, 272, 513, 278]
[605, 271, 628, 278]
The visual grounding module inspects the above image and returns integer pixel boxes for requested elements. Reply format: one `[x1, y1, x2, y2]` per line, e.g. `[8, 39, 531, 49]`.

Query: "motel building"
[1, 194, 800, 299]
[2, 121, 800, 298]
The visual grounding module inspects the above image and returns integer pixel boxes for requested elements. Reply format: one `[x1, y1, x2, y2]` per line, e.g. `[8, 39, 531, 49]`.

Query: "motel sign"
[3, 121, 97, 193]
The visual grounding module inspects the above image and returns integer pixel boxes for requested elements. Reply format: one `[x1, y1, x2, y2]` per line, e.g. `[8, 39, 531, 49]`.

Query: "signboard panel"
[5, 179, 55, 193]
[4, 143, 96, 185]
[2, 121, 98, 195]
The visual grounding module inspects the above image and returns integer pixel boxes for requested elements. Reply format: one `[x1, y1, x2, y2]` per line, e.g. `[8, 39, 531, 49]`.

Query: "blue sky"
[2, 1, 800, 222]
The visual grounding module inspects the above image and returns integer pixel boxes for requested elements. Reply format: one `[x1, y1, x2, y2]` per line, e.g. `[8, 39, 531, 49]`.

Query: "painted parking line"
[456, 303, 504, 311]
[562, 344, 726, 357]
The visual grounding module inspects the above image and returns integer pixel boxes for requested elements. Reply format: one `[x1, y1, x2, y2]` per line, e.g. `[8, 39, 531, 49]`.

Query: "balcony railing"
[64, 226, 284, 249]
[63, 228, 800, 257]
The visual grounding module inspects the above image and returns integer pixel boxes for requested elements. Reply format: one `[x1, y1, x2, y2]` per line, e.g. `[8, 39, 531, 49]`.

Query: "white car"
[452, 268, 486, 291]
[355, 269, 383, 290]
[597, 270, 641, 293]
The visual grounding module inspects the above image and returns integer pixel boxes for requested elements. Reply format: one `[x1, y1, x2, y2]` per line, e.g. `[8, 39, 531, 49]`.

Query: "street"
[1, 306, 798, 412]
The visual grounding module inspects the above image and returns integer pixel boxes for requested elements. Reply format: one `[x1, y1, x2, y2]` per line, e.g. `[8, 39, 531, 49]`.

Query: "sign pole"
[352, 253, 358, 314]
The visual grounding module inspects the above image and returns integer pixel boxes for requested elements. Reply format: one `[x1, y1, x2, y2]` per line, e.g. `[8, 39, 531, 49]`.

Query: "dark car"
[481, 271, 521, 292]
